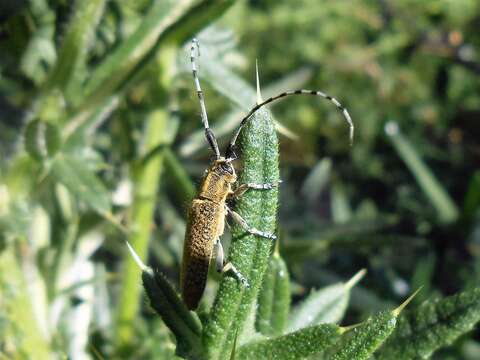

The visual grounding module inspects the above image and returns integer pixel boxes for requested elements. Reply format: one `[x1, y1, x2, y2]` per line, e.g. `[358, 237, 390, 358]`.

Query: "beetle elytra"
[180, 38, 354, 310]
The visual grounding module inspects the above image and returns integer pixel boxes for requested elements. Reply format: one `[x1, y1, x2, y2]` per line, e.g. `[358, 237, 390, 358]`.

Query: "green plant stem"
[164, 148, 195, 204]
[115, 109, 168, 348]
[115, 45, 177, 350]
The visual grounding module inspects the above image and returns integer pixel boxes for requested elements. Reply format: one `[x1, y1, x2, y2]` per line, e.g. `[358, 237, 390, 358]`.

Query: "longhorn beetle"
[180, 38, 354, 310]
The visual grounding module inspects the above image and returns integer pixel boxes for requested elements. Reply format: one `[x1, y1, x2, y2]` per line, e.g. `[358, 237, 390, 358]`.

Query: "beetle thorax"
[198, 158, 236, 203]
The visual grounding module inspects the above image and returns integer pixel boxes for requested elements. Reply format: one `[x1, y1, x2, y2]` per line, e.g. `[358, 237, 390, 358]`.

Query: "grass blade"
[385, 121, 458, 224]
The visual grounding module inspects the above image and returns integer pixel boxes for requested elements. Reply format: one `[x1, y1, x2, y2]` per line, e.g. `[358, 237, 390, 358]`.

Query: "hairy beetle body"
[181, 159, 236, 310]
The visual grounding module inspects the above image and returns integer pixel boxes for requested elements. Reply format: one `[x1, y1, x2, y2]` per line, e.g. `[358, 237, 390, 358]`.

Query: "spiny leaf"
[51, 154, 110, 214]
[124, 241, 203, 358]
[255, 248, 291, 336]
[203, 107, 279, 360]
[328, 311, 396, 360]
[142, 271, 203, 358]
[288, 269, 366, 332]
[328, 290, 419, 360]
[237, 324, 343, 360]
[376, 287, 480, 359]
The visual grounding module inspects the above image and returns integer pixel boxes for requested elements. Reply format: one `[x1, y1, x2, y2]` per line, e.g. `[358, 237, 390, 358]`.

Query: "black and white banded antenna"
[190, 38, 221, 159]
[225, 88, 354, 161]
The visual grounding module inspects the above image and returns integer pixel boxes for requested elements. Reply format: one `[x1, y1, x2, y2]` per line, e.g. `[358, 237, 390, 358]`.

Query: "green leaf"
[237, 323, 343, 360]
[203, 107, 279, 360]
[385, 121, 459, 224]
[255, 249, 291, 336]
[376, 287, 480, 359]
[288, 269, 366, 332]
[51, 154, 110, 214]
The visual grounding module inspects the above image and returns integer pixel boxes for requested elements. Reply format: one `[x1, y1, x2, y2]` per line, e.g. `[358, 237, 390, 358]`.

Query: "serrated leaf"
[376, 287, 480, 359]
[51, 154, 110, 214]
[288, 269, 366, 332]
[255, 251, 291, 336]
[237, 324, 342, 360]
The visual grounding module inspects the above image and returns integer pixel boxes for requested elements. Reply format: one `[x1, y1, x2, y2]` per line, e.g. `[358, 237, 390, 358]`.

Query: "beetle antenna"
[225, 89, 354, 160]
[191, 38, 221, 159]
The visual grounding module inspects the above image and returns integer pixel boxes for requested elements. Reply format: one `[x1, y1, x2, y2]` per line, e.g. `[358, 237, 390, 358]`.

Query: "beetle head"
[213, 158, 237, 183]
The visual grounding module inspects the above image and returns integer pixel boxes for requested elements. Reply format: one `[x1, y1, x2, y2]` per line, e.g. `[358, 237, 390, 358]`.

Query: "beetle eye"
[220, 163, 233, 174]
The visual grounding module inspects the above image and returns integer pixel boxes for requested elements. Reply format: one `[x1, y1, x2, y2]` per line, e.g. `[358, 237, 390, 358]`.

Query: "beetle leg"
[230, 181, 282, 199]
[214, 238, 249, 287]
[226, 206, 277, 240]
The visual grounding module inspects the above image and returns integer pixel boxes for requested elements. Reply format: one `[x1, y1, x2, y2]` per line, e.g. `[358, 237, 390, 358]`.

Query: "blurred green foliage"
[1, 0, 480, 359]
